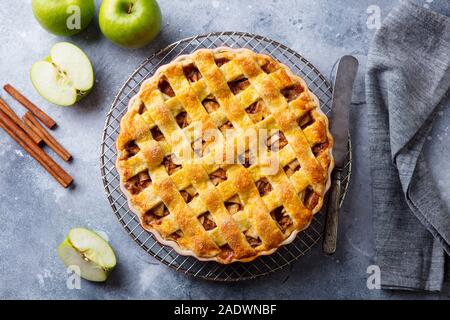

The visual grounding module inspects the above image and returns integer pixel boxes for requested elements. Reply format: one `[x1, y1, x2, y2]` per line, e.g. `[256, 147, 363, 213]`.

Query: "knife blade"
[322, 55, 359, 255]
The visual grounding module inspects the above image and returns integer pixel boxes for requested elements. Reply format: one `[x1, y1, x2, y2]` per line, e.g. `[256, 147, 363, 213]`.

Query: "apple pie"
[116, 47, 334, 263]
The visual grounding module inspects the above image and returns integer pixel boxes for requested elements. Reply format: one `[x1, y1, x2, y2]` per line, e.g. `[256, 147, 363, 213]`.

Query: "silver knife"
[322, 55, 359, 255]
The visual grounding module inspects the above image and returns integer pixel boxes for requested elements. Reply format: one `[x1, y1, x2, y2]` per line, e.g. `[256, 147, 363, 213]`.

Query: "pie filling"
[281, 84, 304, 102]
[198, 212, 217, 231]
[298, 112, 314, 129]
[255, 177, 272, 196]
[219, 120, 234, 133]
[267, 131, 288, 151]
[271, 206, 293, 233]
[245, 100, 269, 123]
[163, 155, 181, 175]
[224, 200, 242, 215]
[183, 64, 202, 83]
[143, 203, 169, 225]
[180, 188, 197, 203]
[191, 138, 213, 157]
[124, 170, 152, 194]
[137, 101, 147, 114]
[312, 141, 329, 156]
[215, 57, 230, 67]
[158, 76, 175, 98]
[175, 111, 192, 129]
[304, 187, 320, 210]
[283, 159, 301, 178]
[120, 140, 140, 160]
[209, 168, 227, 186]
[261, 59, 279, 74]
[237, 149, 253, 168]
[202, 97, 220, 113]
[218, 244, 234, 261]
[168, 230, 183, 241]
[246, 235, 262, 248]
[228, 77, 250, 95]
[151, 126, 165, 141]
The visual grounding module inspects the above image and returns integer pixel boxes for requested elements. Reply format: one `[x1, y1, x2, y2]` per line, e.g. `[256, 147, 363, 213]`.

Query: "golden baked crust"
[116, 47, 334, 263]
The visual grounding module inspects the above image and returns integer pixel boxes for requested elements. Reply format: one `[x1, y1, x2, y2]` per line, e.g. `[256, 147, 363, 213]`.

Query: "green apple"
[99, 0, 162, 48]
[32, 0, 95, 36]
[31, 42, 94, 106]
[57, 228, 117, 282]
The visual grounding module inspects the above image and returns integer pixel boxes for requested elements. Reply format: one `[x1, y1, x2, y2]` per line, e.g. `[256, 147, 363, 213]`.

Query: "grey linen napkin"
[367, 0, 450, 291]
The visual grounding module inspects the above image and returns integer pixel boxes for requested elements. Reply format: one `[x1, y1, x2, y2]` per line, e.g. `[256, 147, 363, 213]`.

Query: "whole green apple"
[99, 0, 162, 48]
[32, 0, 95, 36]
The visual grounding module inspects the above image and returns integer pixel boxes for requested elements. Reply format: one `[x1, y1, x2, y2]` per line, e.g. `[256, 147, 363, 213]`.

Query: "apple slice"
[31, 42, 94, 106]
[57, 228, 116, 282]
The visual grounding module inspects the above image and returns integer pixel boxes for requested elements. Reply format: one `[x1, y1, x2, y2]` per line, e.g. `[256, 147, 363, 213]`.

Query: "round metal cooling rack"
[100, 31, 352, 281]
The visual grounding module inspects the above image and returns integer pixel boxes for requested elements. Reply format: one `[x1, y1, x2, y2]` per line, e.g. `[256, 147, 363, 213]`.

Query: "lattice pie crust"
[116, 48, 334, 263]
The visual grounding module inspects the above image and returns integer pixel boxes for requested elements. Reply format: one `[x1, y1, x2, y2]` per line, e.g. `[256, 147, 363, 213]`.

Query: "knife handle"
[322, 169, 342, 255]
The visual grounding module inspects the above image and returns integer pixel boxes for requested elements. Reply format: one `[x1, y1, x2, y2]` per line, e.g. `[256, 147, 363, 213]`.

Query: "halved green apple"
[57, 228, 116, 282]
[31, 42, 94, 106]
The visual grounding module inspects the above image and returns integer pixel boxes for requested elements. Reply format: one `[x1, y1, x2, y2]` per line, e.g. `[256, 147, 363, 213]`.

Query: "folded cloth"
[366, 0, 450, 291]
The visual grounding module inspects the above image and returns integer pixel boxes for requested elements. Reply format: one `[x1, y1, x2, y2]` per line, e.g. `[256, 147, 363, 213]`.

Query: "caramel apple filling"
[225, 197, 242, 214]
[198, 212, 217, 231]
[246, 235, 262, 248]
[304, 187, 319, 210]
[218, 244, 234, 261]
[202, 97, 220, 113]
[120, 140, 140, 160]
[312, 141, 329, 156]
[267, 131, 288, 151]
[168, 230, 183, 241]
[228, 78, 250, 95]
[219, 120, 234, 133]
[271, 206, 293, 233]
[124, 170, 152, 194]
[238, 149, 253, 168]
[158, 76, 175, 98]
[261, 59, 279, 74]
[209, 168, 227, 186]
[151, 126, 165, 141]
[215, 57, 230, 67]
[298, 112, 313, 129]
[255, 177, 272, 196]
[183, 64, 202, 83]
[191, 138, 213, 158]
[175, 111, 191, 129]
[283, 159, 301, 178]
[143, 203, 169, 226]
[245, 100, 268, 123]
[180, 186, 198, 203]
[163, 155, 181, 175]
[281, 83, 303, 102]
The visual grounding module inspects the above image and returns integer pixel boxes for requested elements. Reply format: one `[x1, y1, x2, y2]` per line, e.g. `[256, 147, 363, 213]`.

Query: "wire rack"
[100, 32, 352, 281]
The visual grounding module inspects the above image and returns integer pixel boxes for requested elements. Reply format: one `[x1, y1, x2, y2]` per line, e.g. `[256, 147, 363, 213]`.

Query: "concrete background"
[0, 0, 449, 299]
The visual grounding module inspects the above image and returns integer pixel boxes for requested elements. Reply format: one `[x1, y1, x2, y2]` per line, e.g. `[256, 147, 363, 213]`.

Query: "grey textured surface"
[0, 0, 449, 299]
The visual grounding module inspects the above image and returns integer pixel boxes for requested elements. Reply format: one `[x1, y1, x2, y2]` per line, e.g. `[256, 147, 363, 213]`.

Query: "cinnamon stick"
[3, 84, 57, 129]
[23, 112, 72, 162]
[0, 108, 72, 188]
[0, 97, 43, 145]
